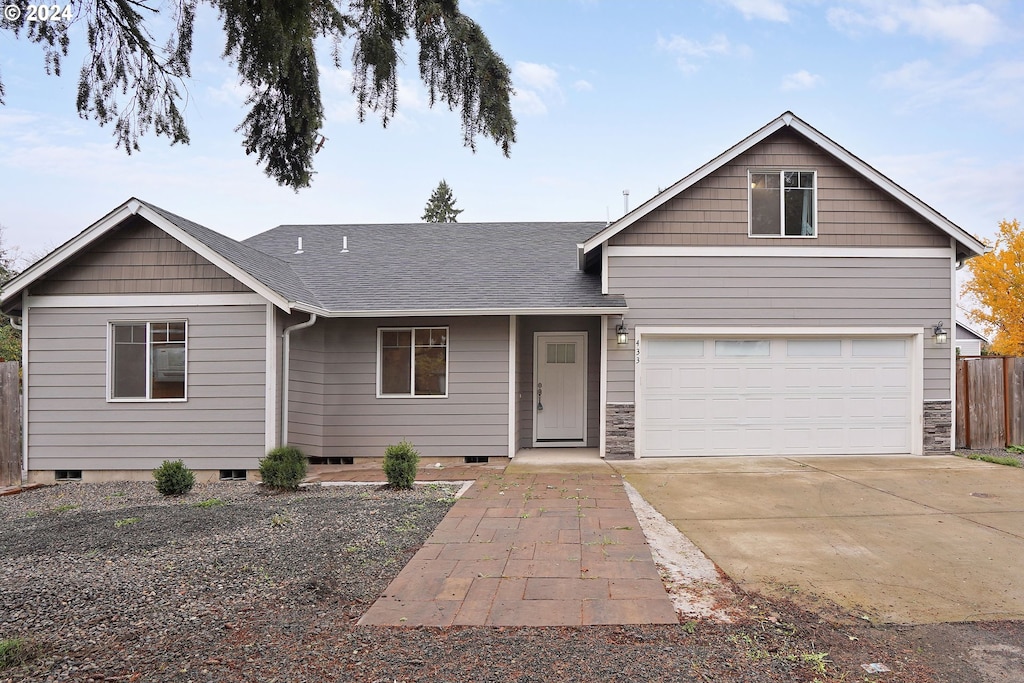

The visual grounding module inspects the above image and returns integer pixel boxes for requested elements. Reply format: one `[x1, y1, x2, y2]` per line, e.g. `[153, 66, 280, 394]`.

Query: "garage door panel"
[640, 334, 914, 457]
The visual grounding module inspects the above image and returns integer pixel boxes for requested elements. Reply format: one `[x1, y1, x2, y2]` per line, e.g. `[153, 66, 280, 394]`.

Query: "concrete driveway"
[614, 455, 1024, 624]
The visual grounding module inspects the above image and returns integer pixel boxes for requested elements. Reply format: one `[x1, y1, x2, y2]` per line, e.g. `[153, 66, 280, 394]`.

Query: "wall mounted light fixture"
[933, 322, 948, 344]
[616, 317, 629, 345]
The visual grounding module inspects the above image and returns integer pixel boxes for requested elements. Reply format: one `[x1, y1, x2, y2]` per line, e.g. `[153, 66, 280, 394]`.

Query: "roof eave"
[290, 303, 628, 318]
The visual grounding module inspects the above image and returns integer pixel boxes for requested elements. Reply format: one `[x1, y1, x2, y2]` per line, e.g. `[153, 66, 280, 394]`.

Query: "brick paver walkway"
[358, 471, 679, 626]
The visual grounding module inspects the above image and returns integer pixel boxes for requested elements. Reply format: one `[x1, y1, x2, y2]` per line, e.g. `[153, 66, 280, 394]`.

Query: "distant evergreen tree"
[422, 180, 464, 222]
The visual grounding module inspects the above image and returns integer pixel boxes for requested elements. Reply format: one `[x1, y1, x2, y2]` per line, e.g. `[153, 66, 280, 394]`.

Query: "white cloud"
[572, 79, 594, 92]
[781, 69, 823, 91]
[511, 61, 564, 116]
[878, 58, 1024, 122]
[206, 78, 250, 106]
[657, 33, 747, 73]
[721, 0, 790, 22]
[827, 1, 1004, 50]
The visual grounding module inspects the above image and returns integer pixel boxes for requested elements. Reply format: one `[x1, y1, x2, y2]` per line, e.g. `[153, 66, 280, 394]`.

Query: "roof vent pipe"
[281, 313, 317, 446]
[294, 237, 304, 255]
[623, 189, 630, 215]
[340, 236, 349, 253]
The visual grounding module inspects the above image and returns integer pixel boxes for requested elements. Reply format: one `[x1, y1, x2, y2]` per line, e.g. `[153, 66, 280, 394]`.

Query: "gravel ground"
[1, 480, 1021, 682]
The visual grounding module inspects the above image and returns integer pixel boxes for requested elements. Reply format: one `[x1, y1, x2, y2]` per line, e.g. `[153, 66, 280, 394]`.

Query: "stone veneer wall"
[605, 404, 635, 460]
[923, 400, 952, 455]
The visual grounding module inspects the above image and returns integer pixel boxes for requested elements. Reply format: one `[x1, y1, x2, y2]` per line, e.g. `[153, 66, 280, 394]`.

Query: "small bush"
[259, 446, 308, 491]
[383, 439, 420, 489]
[152, 459, 196, 496]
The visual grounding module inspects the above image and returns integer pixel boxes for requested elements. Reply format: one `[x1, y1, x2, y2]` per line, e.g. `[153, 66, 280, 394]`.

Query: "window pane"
[647, 338, 704, 359]
[784, 188, 814, 236]
[715, 340, 770, 357]
[751, 186, 781, 235]
[381, 330, 412, 394]
[112, 324, 147, 398]
[167, 322, 186, 342]
[787, 339, 841, 357]
[151, 343, 185, 399]
[414, 346, 446, 395]
[852, 339, 907, 358]
[415, 328, 446, 347]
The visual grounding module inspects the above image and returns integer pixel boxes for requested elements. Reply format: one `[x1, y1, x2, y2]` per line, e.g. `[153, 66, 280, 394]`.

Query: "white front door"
[534, 333, 587, 443]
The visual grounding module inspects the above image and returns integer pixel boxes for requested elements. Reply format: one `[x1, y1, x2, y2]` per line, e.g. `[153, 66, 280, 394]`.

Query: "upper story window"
[110, 321, 187, 401]
[749, 170, 816, 237]
[378, 327, 448, 398]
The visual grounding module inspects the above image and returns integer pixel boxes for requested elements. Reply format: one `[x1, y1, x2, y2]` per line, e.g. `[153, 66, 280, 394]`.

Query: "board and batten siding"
[27, 304, 268, 470]
[606, 255, 953, 403]
[610, 128, 948, 249]
[33, 216, 251, 295]
[285, 316, 510, 458]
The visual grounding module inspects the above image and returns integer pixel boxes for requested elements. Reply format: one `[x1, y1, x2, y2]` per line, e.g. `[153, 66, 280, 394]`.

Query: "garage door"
[639, 336, 913, 456]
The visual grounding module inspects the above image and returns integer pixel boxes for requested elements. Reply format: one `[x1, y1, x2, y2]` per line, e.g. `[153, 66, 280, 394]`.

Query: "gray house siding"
[34, 217, 252, 295]
[27, 304, 268, 471]
[285, 316, 510, 459]
[610, 128, 948, 249]
[516, 316, 601, 450]
[606, 255, 952, 404]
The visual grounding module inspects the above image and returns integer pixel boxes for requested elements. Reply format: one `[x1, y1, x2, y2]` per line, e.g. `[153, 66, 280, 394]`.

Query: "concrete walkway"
[358, 463, 678, 626]
[616, 455, 1024, 624]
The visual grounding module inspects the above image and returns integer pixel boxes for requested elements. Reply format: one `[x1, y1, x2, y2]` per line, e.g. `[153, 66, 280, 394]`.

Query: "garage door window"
[647, 338, 704, 358]
[715, 340, 770, 357]
[852, 339, 906, 357]
[787, 339, 842, 357]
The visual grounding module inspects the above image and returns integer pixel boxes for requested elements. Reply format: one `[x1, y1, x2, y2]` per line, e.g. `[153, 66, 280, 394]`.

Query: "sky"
[0, 0, 1022, 267]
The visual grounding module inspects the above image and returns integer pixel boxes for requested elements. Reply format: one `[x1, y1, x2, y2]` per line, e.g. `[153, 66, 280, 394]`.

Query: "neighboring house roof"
[242, 221, 621, 315]
[955, 314, 991, 343]
[582, 111, 989, 260]
[1, 198, 625, 316]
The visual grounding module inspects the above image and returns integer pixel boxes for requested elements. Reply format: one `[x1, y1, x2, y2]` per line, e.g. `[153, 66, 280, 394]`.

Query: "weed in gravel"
[0, 637, 41, 670]
[193, 498, 226, 509]
[966, 453, 1022, 467]
[682, 620, 698, 634]
[24, 510, 38, 519]
[794, 652, 831, 675]
[114, 517, 140, 528]
[270, 512, 292, 527]
[52, 504, 78, 513]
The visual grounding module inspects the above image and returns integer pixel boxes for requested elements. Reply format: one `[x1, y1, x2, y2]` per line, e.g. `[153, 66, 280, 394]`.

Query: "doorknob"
[536, 383, 543, 411]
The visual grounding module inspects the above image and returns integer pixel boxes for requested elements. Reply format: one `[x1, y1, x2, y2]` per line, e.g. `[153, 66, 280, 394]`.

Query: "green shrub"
[0, 637, 40, 670]
[259, 446, 308, 491]
[152, 459, 196, 496]
[383, 439, 420, 489]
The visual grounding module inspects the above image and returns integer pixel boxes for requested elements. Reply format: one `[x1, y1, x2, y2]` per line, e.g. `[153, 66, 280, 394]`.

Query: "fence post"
[0, 361, 21, 487]
[962, 359, 972, 449]
[1004, 356, 1013, 448]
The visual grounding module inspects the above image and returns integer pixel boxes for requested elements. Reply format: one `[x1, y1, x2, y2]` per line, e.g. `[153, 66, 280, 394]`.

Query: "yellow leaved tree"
[962, 219, 1024, 355]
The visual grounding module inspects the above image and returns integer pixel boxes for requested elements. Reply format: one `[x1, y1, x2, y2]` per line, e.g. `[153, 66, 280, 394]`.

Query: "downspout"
[281, 313, 317, 446]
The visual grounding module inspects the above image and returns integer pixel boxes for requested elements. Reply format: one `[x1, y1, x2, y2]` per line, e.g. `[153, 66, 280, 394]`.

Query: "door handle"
[536, 383, 543, 411]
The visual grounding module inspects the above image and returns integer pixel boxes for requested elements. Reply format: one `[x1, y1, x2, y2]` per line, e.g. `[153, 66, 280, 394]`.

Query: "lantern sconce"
[616, 317, 629, 345]
[933, 322, 948, 344]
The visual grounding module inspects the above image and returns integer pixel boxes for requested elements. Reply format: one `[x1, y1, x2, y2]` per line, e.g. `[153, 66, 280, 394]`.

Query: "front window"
[378, 327, 448, 397]
[750, 170, 816, 237]
[110, 321, 187, 400]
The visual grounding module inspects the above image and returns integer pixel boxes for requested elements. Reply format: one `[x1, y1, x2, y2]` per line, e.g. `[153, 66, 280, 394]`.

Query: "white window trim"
[376, 326, 450, 399]
[107, 320, 189, 403]
[748, 169, 818, 239]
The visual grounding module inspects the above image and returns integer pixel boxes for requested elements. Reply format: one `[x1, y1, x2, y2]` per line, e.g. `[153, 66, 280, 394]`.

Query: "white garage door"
[639, 336, 913, 457]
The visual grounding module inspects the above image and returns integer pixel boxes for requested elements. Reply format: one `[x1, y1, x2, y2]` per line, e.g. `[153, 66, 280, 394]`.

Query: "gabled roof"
[955, 310, 991, 343]
[1, 199, 625, 316]
[582, 111, 989, 259]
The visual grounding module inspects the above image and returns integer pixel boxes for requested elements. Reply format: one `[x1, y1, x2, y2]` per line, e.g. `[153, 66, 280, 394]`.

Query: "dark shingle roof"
[241, 222, 624, 313]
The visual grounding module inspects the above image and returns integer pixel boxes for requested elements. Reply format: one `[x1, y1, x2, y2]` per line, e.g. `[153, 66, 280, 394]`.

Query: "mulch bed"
[0, 480, 1019, 682]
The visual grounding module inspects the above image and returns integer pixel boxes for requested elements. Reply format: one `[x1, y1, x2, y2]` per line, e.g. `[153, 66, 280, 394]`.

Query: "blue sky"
[1, 0, 1022, 263]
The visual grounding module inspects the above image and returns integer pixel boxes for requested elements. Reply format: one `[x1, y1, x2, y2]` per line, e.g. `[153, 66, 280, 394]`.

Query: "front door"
[534, 332, 587, 443]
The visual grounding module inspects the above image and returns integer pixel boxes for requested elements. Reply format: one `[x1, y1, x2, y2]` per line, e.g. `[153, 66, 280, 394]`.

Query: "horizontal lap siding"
[610, 128, 948, 249]
[607, 256, 951, 402]
[285, 316, 510, 458]
[28, 305, 267, 470]
[286, 323, 325, 456]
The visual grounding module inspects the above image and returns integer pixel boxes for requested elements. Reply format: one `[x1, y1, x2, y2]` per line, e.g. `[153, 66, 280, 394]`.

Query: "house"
[955, 316, 990, 357]
[0, 112, 987, 483]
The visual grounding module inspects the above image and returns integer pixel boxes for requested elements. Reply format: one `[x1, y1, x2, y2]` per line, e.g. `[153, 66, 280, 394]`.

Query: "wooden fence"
[0, 361, 21, 487]
[956, 356, 1024, 449]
